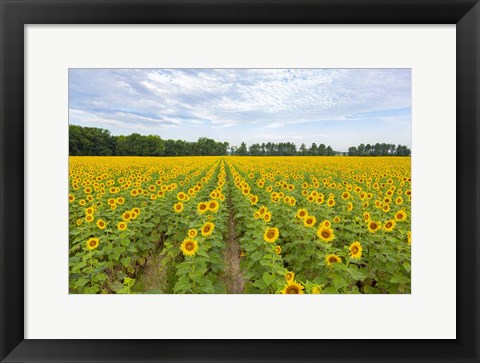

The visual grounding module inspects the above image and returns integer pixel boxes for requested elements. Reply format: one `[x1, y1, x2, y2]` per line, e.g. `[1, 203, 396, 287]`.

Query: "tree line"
[347, 143, 411, 156]
[69, 125, 229, 156]
[233, 142, 335, 156]
[69, 125, 410, 157]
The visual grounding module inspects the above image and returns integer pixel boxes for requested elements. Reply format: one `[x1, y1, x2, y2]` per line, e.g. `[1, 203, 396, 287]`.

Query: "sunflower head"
[263, 212, 272, 222]
[173, 202, 184, 213]
[384, 219, 396, 232]
[274, 245, 282, 255]
[197, 202, 208, 214]
[188, 229, 198, 238]
[208, 200, 219, 212]
[296, 208, 308, 219]
[281, 280, 305, 294]
[285, 271, 295, 282]
[201, 222, 215, 237]
[395, 210, 407, 221]
[122, 211, 132, 221]
[180, 238, 198, 257]
[117, 221, 127, 231]
[263, 227, 280, 243]
[349, 241, 363, 259]
[317, 226, 335, 242]
[303, 215, 317, 228]
[86, 237, 99, 251]
[311, 285, 322, 294]
[325, 254, 342, 266]
[96, 219, 106, 230]
[407, 231, 412, 245]
[367, 220, 381, 233]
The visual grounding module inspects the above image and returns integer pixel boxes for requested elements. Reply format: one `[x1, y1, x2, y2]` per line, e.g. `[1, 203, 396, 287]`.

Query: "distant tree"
[348, 146, 358, 156]
[317, 143, 326, 156]
[249, 143, 262, 156]
[299, 143, 308, 156]
[237, 142, 248, 156]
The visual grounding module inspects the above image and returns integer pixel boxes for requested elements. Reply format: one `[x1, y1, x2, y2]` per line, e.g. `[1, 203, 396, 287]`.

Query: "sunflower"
[303, 215, 317, 228]
[263, 227, 280, 243]
[180, 238, 198, 257]
[296, 208, 308, 219]
[311, 285, 322, 294]
[258, 206, 267, 216]
[85, 214, 94, 223]
[363, 212, 371, 222]
[122, 211, 132, 221]
[395, 196, 403, 205]
[96, 219, 106, 230]
[320, 220, 331, 228]
[367, 220, 381, 233]
[317, 226, 335, 242]
[188, 229, 198, 238]
[263, 212, 272, 222]
[384, 219, 396, 232]
[173, 202, 184, 213]
[281, 280, 305, 294]
[274, 245, 282, 255]
[86, 237, 99, 251]
[325, 254, 342, 266]
[407, 231, 412, 245]
[341, 191, 350, 200]
[85, 207, 95, 215]
[333, 216, 341, 223]
[327, 198, 336, 208]
[208, 200, 220, 212]
[68, 194, 75, 203]
[349, 241, 363, 259]
[285, 271, 295, 282]
[197, 202, 208, 214]
[76, 218, 83, 226]
[347, 202, 353, 211]
[395, 210, 407, 221]
[177, 192, 188, 201]
[117, 221, 127, 231]
[117, 197, 125, 205]
[201, 222, 215, 237]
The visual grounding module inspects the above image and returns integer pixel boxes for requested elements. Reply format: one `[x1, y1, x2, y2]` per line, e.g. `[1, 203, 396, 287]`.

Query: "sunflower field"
[69, 156, 411, 294]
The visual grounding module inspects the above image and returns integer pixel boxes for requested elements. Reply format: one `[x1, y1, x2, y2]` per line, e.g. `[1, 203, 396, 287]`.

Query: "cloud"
[69, 68, 411, 150]
[264, 123, 284, 129]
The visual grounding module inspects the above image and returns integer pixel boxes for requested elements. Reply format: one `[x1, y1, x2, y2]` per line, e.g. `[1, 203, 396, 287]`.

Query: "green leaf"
[389, 272, 410, 284]
[334, 275, 348, 290]
[262, 272, 275, 286]
[348, 268, 368, 281]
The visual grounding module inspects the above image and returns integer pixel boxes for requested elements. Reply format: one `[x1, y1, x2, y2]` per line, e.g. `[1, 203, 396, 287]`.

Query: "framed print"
[1, 0, 479, 362]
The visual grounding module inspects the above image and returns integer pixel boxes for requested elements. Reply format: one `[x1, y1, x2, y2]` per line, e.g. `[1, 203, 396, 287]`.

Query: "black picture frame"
[1, 1, 479, 362]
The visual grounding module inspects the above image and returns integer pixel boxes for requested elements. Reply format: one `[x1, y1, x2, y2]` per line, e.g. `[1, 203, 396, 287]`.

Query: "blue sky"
[69, 68, 411, 152]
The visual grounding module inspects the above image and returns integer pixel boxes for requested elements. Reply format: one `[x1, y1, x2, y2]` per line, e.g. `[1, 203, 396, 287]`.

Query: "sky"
[69, 68, 411, 152]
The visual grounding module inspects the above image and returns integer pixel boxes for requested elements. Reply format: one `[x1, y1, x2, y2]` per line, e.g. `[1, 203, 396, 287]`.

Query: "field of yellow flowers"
[69, 156, 411, 294]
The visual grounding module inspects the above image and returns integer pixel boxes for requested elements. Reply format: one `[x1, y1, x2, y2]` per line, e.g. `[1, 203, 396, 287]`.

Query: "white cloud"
[69, 68, 411, 149]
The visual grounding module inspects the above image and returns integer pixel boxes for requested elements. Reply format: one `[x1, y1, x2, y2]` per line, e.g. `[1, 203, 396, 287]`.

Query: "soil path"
[223, 163, 244, 294]
[140, 252, 167, 293]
